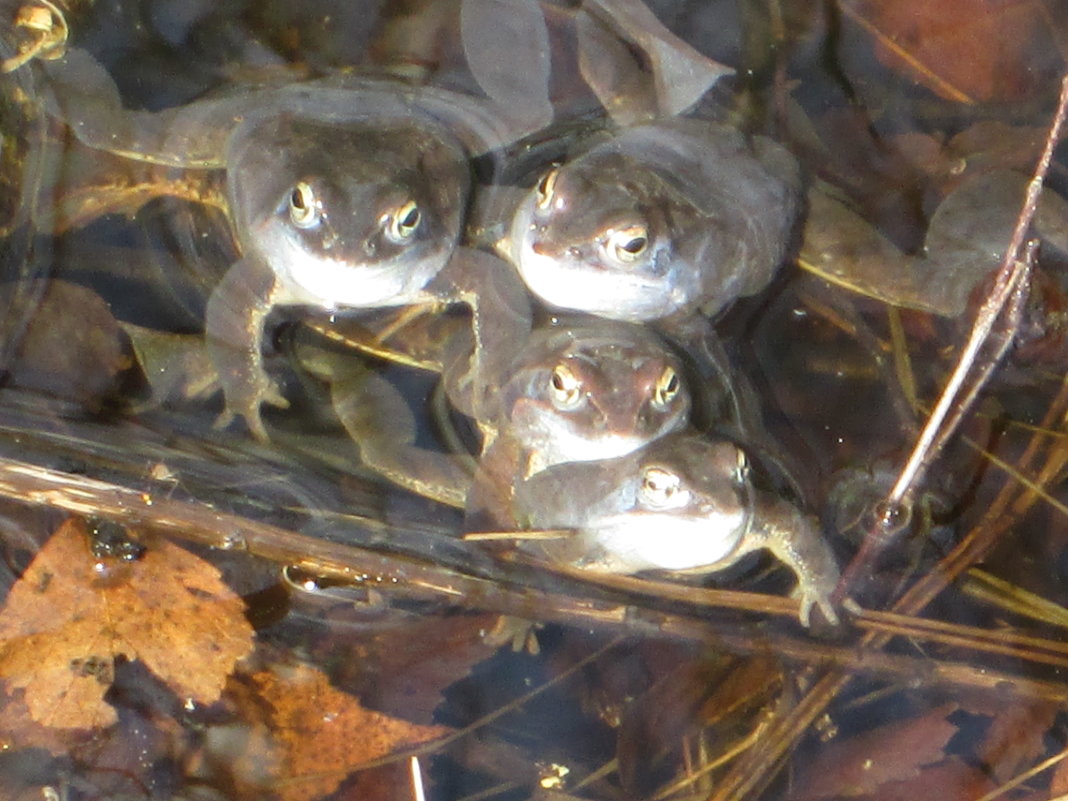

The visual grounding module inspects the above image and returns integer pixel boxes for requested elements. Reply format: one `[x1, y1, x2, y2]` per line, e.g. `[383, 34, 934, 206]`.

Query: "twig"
[713, 74, 1068, 801]
[834, 74, 1068, 601]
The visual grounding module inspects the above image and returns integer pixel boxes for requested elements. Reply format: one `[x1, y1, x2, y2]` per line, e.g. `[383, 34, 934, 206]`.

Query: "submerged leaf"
[842, 0, 1054, 103]
[238, 662, 449, 801]
[794, 703, 959, 798]
[0, 518, 254, 730]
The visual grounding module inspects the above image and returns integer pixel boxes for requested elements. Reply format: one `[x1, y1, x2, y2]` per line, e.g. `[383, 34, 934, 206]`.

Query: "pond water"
[0, 1, 1067, 800]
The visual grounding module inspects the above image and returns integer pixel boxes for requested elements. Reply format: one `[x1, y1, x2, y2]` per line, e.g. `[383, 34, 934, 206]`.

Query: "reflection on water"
[0, 0, 1067, 799]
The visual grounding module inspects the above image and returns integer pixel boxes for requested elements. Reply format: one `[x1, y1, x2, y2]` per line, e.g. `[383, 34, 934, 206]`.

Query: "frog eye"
[549, 363, 582, 409]
[733, 448, 750, 485]
[640, 466, 681, 507]
[289, 181, 321, 228]
[534, 167, 559, 210]
[387, 200, 422, 243]
[652, 365, 680, 410]
[606, 225, 649, 264]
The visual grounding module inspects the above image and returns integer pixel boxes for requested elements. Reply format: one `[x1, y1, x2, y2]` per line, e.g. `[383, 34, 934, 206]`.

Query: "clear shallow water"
[0, 1, 1066, 799]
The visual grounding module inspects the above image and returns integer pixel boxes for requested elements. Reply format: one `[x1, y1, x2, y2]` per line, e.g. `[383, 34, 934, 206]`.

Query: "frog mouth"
[514, 241, 669, 322]
[268, 238, 450, 308]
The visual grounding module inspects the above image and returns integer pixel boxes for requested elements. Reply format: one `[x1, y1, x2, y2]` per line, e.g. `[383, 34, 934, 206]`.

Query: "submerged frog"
[507, 118, 802, 323]
[801, 170, 1068, 317]
[507, 431, 841, 626]
[298, 314, 694, 509]
[37, 48, 526, 439]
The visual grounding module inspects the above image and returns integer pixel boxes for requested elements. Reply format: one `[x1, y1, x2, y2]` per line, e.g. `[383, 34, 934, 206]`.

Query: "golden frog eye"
[387, 199, 421, 243]
[534, 167, 559, 210]
[289, 181, 321, 228]
[733, 447, 750, 485]
[607, 225, 649, 264]
[549, 363, 582, 409]
[652, 365, 680, 410]
[640, 466, 681, 507]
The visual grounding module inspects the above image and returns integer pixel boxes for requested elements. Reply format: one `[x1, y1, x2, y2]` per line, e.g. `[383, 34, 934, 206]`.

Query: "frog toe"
[484, 615, 542, 654]
[218, 376, 290, 441]
[262, 382, 290, 411]
[217, 401, 270, 442]
[796, 588, 839, 628]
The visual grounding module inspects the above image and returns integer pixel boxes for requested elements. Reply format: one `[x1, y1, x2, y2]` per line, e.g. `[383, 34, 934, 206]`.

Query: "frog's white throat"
[260, 227, 449, 309]
[578, 509, 748, 573]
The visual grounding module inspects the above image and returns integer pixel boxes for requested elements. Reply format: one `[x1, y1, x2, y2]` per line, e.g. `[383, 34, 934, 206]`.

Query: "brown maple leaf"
[237, 663, 449, 801]
[0, 518, 254, 730]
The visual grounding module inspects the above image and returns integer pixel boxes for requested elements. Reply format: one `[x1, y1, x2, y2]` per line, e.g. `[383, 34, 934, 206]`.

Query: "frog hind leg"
[329, 364, 473, 508]
[739, 491, 841, 627]
[204, 258, 290, 441]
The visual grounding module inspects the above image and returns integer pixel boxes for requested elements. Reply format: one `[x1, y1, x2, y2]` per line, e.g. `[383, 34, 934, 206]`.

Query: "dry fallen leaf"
[0, 517, 254, 730]
[234, 662, 449, 801]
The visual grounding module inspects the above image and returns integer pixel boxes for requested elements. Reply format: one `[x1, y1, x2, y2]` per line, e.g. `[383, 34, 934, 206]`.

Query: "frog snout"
[601, 403, 643, 436]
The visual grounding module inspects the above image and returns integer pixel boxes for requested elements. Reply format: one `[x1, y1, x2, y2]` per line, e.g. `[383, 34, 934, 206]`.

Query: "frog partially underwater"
[460, 315, 708, 524]
[506, 117, 802, 324]
[297, 313, 696, 509]
[36, 47, 531, 439]
[507, 430, 841, 627]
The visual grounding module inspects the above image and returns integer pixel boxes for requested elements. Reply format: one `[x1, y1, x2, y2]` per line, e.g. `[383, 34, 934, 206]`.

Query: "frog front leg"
[204, 257, 290, 441]
[431, 248, 533, 421]
[738, 491, 841, 627]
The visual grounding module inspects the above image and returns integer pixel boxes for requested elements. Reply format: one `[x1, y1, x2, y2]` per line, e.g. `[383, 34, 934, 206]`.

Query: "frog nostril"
[532, 241, 560, 258]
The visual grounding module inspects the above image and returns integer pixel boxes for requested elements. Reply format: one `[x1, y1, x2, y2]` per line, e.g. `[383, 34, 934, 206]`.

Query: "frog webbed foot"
[204, 258, 290, 441]
[210, 371, 289, 442]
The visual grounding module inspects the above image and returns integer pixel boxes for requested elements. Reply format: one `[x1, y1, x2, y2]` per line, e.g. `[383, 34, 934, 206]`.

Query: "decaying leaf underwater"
[0, 1, 1067, 799]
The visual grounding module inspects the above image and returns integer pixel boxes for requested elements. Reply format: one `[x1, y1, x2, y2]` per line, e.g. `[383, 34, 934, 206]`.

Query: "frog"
[35, 46, 531, 440]
[800, 169, 1068, 318]
[460, 315, 700, 524]
[504, 430, 841, 627]
[295, 312, 695, 510]
[505, 116, 802, 324]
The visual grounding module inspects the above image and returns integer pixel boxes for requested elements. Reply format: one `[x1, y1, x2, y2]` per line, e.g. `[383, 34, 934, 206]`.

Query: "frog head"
[228, 115, 469, 309]
[499, 320, 691, 473]
[518, 432, 754, 573]
[509, 151, 704, 322]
